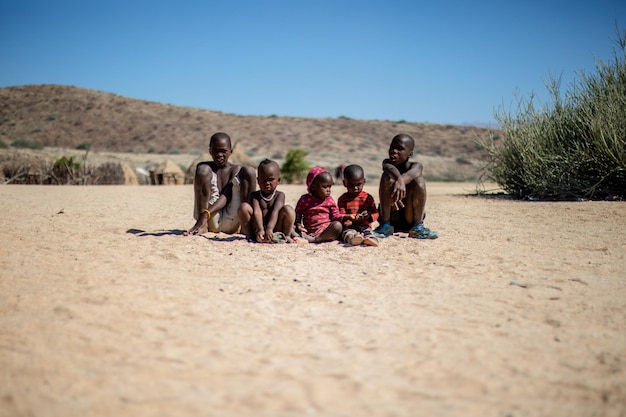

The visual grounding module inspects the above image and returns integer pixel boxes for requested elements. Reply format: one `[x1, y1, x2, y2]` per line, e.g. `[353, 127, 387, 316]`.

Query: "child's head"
[388, 134, 415, 165]
[257, 159, 280, 195]
[209, 132, 233, 167]
[342, 164, 365, 197]
[306, 167, 333, 200]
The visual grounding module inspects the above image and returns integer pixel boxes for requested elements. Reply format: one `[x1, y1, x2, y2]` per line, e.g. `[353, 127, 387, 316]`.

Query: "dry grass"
[0, 84, 499, 182]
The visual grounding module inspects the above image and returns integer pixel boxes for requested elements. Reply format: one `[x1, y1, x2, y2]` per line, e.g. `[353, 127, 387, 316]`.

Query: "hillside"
[0, 84, 499, 182]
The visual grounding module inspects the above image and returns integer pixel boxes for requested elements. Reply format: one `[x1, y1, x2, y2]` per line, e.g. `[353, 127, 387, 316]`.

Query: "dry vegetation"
[0, 84, 499, 183]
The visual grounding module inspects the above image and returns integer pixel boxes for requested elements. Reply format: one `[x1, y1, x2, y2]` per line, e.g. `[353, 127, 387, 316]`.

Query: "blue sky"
[1, 0, 624, 125]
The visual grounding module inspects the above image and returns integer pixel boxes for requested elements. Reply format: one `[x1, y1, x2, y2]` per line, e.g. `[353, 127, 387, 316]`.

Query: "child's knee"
[280, 204, 295, 217]
[238, 202, 253, 216]
[240, 165, 256, 182]
[330, 221, 342, 235]
[195, 162, 213, 177]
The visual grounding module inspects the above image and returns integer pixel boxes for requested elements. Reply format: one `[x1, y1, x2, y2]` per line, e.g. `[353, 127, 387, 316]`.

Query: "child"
[184, 132, 256, 236]
[238, 159, 303, 243]
[337, 164, 379, 247]
[295, 167, 343, 243]
[374, 133, 438, 239]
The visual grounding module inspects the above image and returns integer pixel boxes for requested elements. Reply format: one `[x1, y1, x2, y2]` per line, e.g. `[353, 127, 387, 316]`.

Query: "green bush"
[0, 140, 7, 149]
[479, 28, 626, 200]
[281, 149, 310, 184]
[52, 156, 81, 184]
[76, 142, 91, 150]
[11, 138, 43, 150]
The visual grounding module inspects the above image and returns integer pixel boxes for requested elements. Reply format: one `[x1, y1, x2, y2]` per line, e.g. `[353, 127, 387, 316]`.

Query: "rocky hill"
[0, 84, 500, 182]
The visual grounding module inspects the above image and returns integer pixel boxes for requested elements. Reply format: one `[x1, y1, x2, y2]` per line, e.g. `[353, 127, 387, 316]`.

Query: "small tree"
[281, 149, 310, 184]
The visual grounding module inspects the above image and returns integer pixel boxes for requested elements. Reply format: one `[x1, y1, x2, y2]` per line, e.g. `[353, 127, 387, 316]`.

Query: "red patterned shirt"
[337, 191, 379, 228]
[295, 194, 343, 237]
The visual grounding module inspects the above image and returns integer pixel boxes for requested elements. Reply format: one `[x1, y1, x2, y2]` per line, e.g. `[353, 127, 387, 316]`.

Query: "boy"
[238, 159, 302, 243]
[184, 132, 256, 236]
[337, 164, 379, 246]
[374, 133, 438, 239]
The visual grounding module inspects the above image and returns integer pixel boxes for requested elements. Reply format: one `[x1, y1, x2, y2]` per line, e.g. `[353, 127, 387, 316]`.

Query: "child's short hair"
[392, 133, 415, 150]
[343, 164, 364, 181]
[209, 132, 232, 148]
[257, 159, 279, 174]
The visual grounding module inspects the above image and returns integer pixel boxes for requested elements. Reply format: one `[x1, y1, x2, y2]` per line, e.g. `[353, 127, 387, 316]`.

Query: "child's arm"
[251, 196, 266, 242]
[294, 196, 307, 234]
[337, 196, 357, 223]
[264, 192, 285, 241]
[382, 160, 423, 206]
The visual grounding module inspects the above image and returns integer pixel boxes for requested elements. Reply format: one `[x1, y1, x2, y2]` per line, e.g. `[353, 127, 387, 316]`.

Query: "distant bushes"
[479, 29, 626, 200]
[11, 138, 43, 150]
[2, 155, 126, 185]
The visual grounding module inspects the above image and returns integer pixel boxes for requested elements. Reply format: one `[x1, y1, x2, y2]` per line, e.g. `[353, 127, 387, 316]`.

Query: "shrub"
[0, 140, 7, 149]
[478, 28, 626, 200]
[52, 156, 81, 184]
[11, 138, 43, 150]
[281, 149, 310, 184]
[76, 142, 91, 150]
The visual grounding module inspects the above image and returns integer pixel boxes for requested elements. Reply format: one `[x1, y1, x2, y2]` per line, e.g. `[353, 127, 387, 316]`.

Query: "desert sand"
[1, 183, 625, 417]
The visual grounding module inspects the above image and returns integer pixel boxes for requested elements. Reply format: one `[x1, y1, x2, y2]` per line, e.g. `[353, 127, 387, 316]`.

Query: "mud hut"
[151, 160, 185, 185]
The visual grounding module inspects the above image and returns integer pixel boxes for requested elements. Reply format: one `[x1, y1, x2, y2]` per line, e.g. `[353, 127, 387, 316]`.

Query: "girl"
[295, 167, 343, 243]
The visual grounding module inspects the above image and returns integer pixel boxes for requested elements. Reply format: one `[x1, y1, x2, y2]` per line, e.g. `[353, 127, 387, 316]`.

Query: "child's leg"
[185, 163, 216, 235]
[342, 228, 364, 245]
[237, 202, 254, 240]
[404, 175, 427, 226]
[237, 165, 257, 203]
[378, 172, 394, 223]
[303, 221, 342, 243]
[276, 205, 297, 238]
[361, 227, 379, 247]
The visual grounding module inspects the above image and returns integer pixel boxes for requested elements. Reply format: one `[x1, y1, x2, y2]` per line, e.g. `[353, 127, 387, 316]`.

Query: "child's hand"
[265, 230, 274, 242]
[355, 211, 369, 221]
[391, 179, 406, 209]
[256, 230, 266, 243]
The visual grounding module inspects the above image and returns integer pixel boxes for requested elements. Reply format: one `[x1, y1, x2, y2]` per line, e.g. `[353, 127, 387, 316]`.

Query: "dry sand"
[1, 183, 625, 417]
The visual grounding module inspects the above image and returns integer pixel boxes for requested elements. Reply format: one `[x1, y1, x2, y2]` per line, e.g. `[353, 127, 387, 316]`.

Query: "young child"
[295, 167, 343, 243]
[238, 159, 303, 243]
[337, 164, 379, 247]
[374, 133, 438, 239]
[184, 132, 256, 236]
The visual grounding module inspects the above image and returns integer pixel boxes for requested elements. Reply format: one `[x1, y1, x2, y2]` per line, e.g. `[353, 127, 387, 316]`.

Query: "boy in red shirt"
[337, 165, 379, 247]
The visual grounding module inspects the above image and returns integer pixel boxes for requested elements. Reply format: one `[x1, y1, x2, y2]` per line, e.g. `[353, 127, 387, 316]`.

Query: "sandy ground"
[1, 183, 625, 417]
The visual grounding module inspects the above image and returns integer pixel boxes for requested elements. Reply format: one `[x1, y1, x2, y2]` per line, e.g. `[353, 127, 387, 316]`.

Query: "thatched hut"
[151, 160, 185, 185]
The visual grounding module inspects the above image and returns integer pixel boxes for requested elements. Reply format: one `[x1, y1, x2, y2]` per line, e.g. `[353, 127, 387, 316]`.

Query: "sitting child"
[337, 164, 379, 247]
[295, 167, 343, 243]
[238, 159, 303, 243]
[184, 132, 256, 236]
[374, 133, 438, 239]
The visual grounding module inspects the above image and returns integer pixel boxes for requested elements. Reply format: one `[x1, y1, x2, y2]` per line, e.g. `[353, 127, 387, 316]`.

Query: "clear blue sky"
[1, 0, 624, 125]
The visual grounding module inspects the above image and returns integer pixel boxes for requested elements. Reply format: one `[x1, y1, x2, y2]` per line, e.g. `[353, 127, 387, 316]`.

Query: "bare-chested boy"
[374, 133, 438, 239]
[238, 159, 303, 243]
[184, 132, 256, 236]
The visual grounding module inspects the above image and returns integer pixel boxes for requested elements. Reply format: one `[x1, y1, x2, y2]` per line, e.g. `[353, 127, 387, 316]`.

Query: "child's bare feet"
[363, 236, 379, 247]
[292, 236, 309, 244]
[184, 218, 206, 236]
[300, 232, 316, 243]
